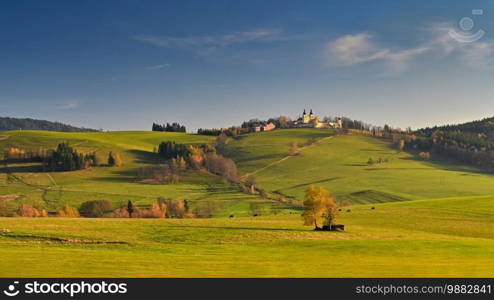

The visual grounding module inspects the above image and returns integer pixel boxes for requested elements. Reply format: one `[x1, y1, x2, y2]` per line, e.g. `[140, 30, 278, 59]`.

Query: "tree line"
[3, 143, 123, 172]
[152, 122, 186, 132]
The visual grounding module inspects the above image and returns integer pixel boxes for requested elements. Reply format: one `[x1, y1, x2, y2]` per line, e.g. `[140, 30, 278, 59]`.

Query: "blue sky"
[1, 0, 494, 131]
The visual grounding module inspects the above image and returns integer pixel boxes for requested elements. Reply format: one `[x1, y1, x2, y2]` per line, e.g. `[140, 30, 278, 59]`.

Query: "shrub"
[79, 200, 112, 217]
[112, 207, 131, 218]
[137, 165, 180, 184]
[57, 205, 80, 217]
[143, 202, 167, 218]
[18, 204, 47, 217]
[108, 151, 123, 167]
[204, 154, 239, 183]
[419, 152, 431, 159]
[159, 198, 186, 218]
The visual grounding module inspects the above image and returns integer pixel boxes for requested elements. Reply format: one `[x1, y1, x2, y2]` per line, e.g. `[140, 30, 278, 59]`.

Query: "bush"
[419, 152, 431, 159]
[112, 207, 131, 218]
[108, 151, 123, 167]
[137, 165, 180, 184]
[143, 202, 167, 218]
[204, 154, 239, 183]
[57, 205, 80, 217]
[159, 198, 186, 218]
[79, 200, 112, 217]
[18, 204, 47, 217]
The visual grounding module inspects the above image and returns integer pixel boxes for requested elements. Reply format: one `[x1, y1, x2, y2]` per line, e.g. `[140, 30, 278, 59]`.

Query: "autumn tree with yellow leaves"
[302, 185, 338, 230]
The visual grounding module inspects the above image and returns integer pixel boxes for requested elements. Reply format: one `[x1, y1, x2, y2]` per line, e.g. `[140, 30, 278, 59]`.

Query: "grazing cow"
[229, 215, 234, 218]
[371, 207, 375, 210]
[346, 209, 351, 213]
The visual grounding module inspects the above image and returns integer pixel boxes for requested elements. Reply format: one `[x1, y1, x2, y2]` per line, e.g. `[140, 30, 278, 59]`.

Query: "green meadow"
[0, 195, 493, 277]
[1, 128, 494, 277]
[249, 133, 494, 203]
[0, 130, 270, 216]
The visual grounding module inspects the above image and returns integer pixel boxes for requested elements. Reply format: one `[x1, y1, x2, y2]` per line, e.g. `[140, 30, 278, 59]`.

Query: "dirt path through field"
[242, 135, 335, 178]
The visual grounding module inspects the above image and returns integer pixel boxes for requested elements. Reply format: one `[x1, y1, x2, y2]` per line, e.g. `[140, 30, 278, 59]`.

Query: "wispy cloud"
[145, 63, 170, 70]
[428, 22, 494, 69]
[134, 28, 300, 54]
[55, 100, 79, 110]
[326, 33, 428, 71]
[326, 23, 494, 72]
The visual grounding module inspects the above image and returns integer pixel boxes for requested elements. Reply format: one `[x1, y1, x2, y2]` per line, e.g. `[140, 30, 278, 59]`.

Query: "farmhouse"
[253, 122, 276, 132]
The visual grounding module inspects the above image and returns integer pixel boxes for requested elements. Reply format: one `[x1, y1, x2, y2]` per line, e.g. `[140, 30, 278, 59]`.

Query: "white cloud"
[134, 28, 299, 53]
[145, 64, 170, 70]
[326, 33, 428, 71]
[326, 24, 494, 72]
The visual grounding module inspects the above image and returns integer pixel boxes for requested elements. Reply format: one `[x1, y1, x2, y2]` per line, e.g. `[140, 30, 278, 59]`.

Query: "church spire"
[310, 109, 313, 115]
[303, 109, 306, 115]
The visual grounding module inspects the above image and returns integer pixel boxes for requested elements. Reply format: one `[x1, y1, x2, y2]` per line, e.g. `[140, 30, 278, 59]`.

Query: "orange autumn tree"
[302, 185, 338, 230]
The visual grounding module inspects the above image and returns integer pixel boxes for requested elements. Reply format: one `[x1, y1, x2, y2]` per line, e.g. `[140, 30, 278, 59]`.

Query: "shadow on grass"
[0, 164, 43, 173]
[275, 176, 342, 192]
[127, 150, 163, 164]
[399, 156, 494, 176]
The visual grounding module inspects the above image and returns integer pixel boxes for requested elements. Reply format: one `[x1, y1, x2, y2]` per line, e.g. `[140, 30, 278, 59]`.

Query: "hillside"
[3, 128, 494, 213]
[226, 131, 494, 204]
[2, 128, 494, 277]
[0, 130, 271, 216]
[417, 116, 494, 135]
[408, 116, 494, 170]
[0, 117, 98, 132]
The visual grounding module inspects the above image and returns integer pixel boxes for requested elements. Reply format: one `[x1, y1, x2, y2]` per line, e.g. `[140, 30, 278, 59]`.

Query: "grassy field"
[0, 130, 271, 216]
[249, 133, 494, 204]
[1, 195, 493, 277]
[1, 128, 494, 277]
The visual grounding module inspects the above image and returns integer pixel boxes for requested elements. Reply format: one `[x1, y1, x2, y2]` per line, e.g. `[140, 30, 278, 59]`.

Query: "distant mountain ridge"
[0, 117, 98, 132]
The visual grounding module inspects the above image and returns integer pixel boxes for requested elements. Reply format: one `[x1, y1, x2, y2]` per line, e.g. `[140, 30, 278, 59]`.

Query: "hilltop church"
[294, 109, 342, 129]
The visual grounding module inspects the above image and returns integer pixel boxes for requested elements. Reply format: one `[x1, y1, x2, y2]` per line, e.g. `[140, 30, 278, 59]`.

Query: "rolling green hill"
[232, 133, 494, 204]
[0, 130, 271, 216]
[1, 128, 494, 277]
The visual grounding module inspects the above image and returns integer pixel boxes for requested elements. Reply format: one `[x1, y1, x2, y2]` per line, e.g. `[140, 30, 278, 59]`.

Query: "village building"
[253, 122, 276, 132]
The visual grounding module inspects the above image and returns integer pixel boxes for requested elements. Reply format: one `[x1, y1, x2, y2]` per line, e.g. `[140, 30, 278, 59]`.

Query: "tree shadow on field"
[168, 225, 307, 232]
[275, 176, 342, 192]
[0, 163, 43, 173]
[399, 155, 494, 176]
[127, 150, 163, 164]
[91, 150, 165, 183]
